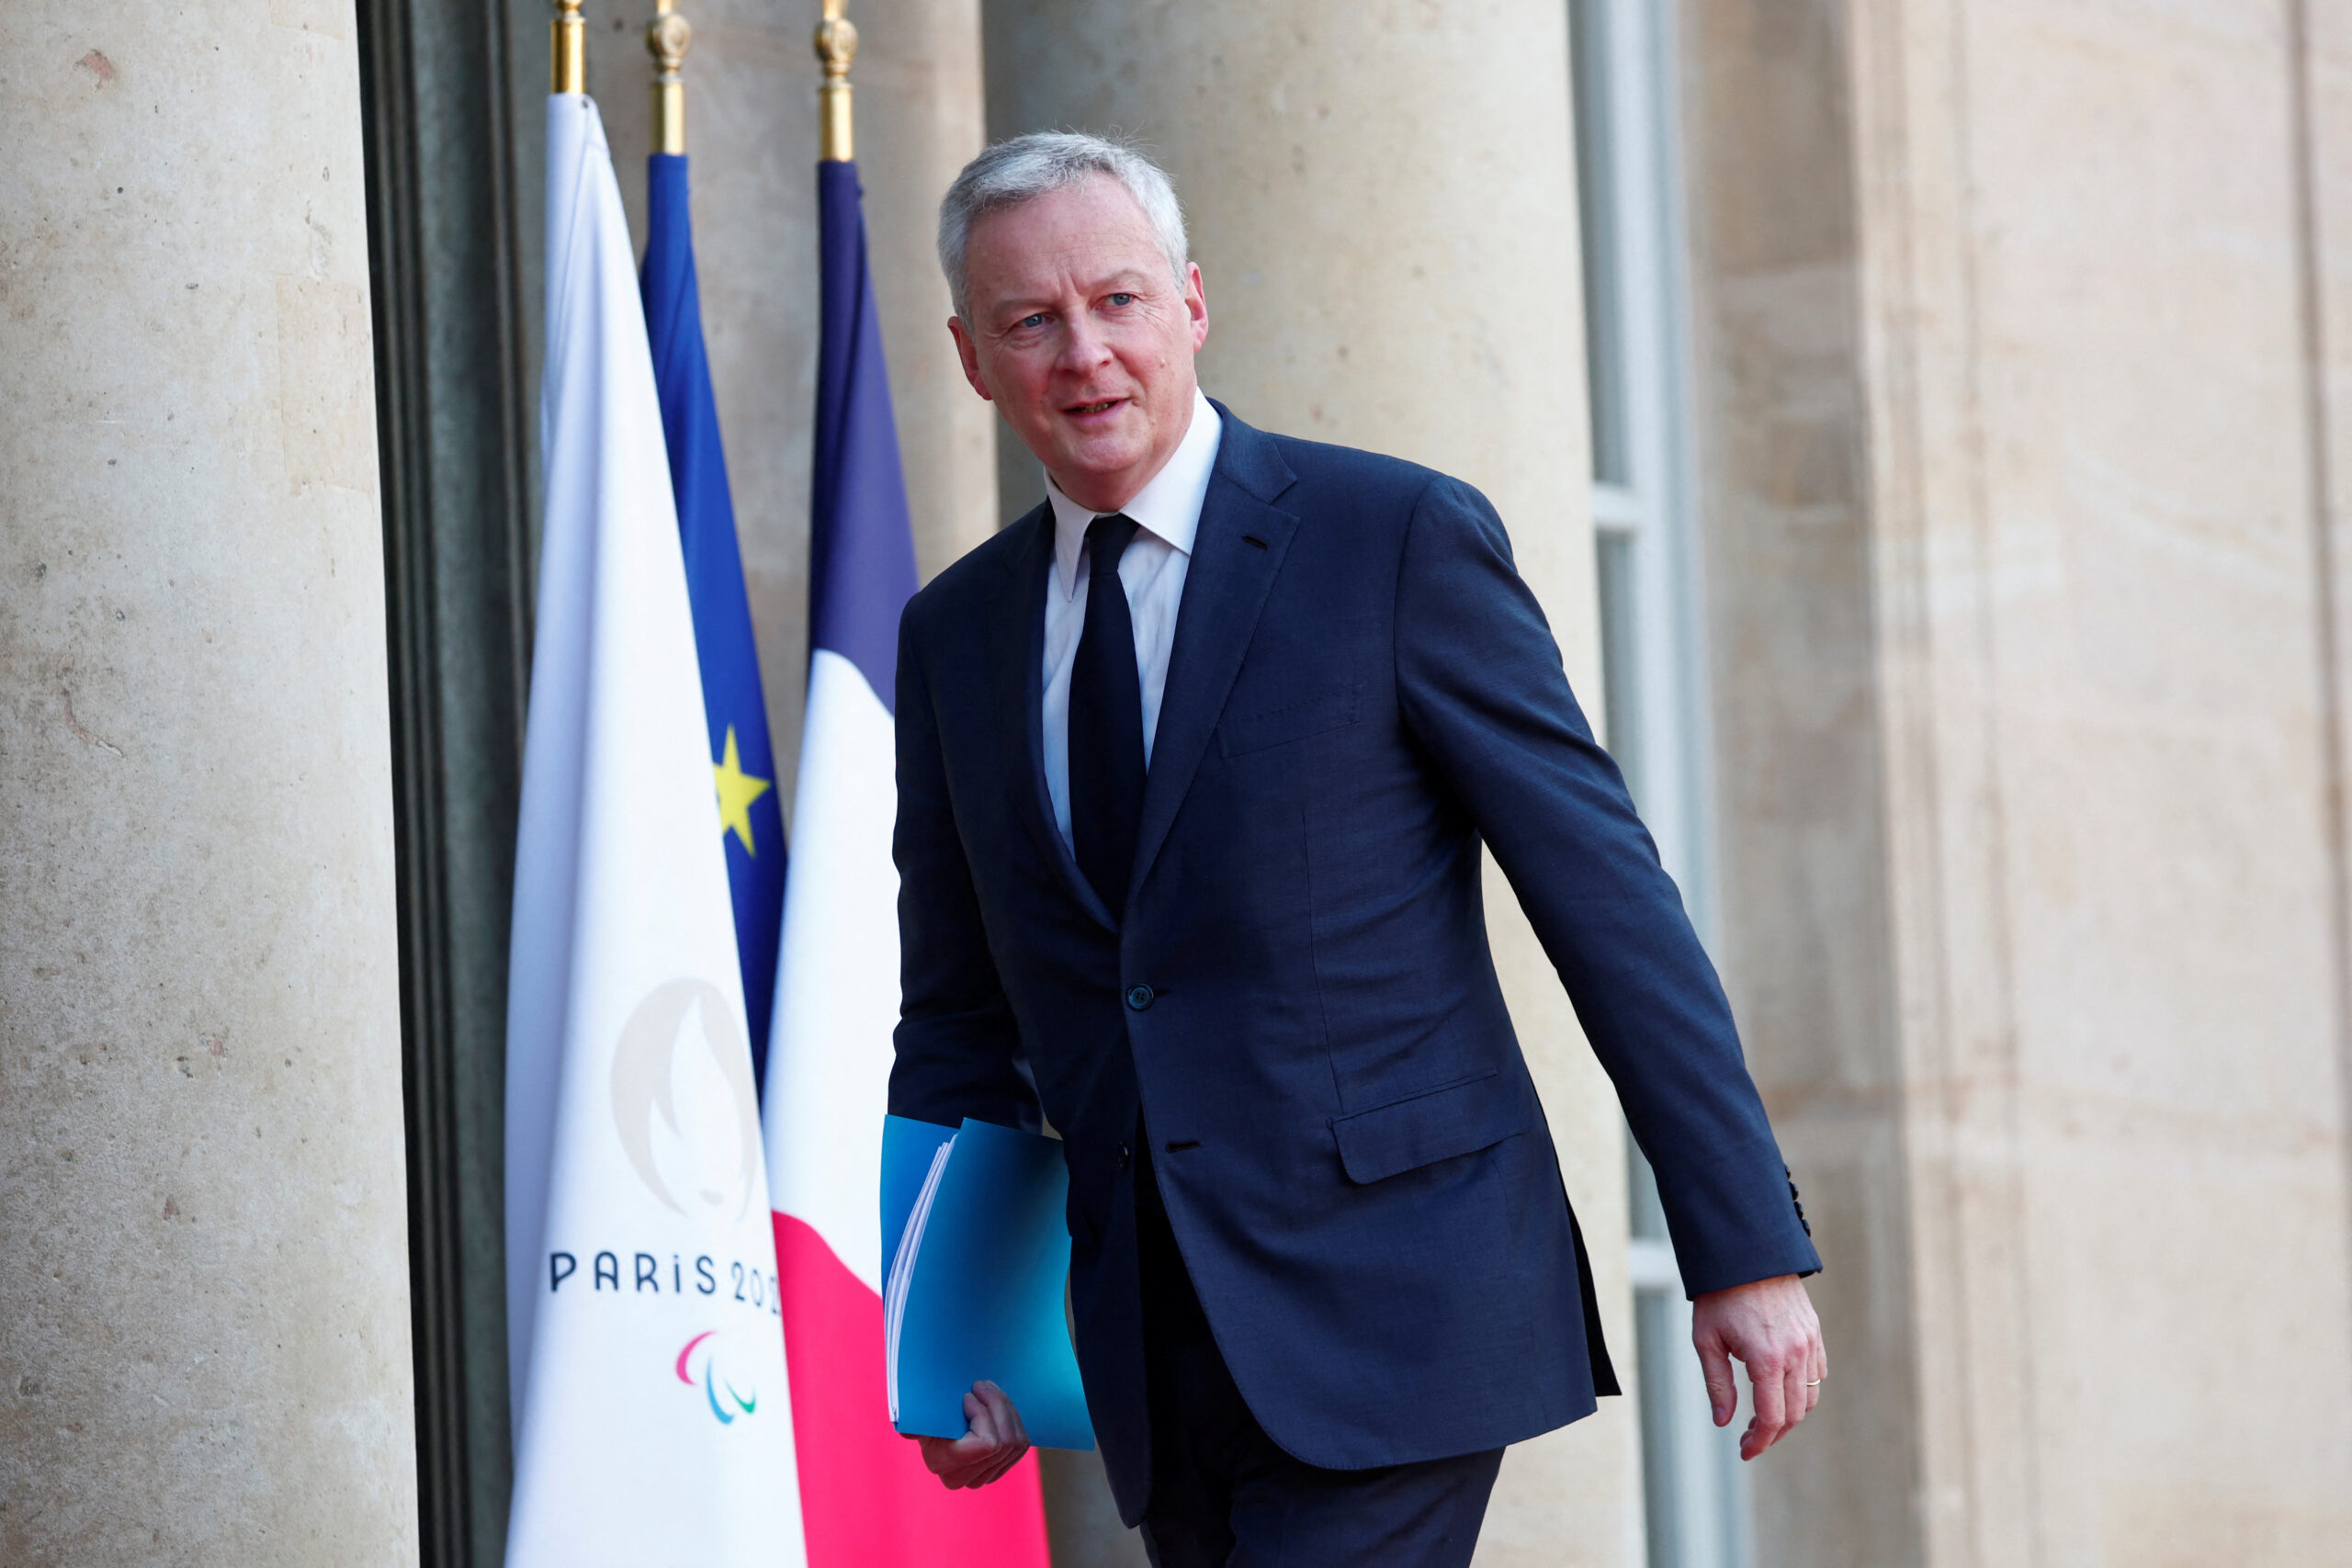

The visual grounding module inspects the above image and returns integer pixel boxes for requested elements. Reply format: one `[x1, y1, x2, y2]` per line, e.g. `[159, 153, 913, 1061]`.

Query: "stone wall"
[1675, 1, 1916, 1562]
[1685, 1, 2352, 1562]
[0, 4, 418, 1562]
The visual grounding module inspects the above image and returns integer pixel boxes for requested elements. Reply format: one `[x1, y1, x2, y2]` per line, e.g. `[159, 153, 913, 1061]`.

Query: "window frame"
[1571, 2, 1753, 1565]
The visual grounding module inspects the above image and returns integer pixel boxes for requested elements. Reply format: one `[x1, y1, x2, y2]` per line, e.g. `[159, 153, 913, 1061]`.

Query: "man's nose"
[1055, 314, 1114, 375]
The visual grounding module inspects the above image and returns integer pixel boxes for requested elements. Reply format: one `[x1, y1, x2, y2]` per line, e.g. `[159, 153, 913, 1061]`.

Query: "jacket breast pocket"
[1217, 683, 1362, 758]
[1330, 1070, 1530, 1185]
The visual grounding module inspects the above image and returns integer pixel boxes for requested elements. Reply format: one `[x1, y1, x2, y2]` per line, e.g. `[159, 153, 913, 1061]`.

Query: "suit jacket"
[888, 404, 1820, 1525]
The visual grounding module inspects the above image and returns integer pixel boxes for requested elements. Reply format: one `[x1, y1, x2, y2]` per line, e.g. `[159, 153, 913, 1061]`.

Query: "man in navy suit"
[891, 132, 1826, 1565]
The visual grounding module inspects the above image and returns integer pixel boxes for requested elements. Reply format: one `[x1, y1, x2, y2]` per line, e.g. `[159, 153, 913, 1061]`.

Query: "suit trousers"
[1132, 1136, 1505, 1568]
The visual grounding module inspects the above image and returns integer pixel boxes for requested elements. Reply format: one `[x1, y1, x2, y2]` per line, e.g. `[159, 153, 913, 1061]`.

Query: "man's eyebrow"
[986, 268, 1162, 325]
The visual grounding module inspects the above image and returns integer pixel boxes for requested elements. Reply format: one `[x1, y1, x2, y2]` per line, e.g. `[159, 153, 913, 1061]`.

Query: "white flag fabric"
[503, 91, 805, 1568]
[764, 648, 902, 1294]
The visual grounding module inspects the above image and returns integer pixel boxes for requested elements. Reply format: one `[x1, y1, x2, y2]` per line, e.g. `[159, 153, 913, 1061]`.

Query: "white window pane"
[1571, 0, 1631, 487]
[1575, 0, 1746, 1565]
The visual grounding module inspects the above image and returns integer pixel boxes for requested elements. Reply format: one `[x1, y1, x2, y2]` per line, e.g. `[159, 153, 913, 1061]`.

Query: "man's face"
[950, 174, 1210, 514]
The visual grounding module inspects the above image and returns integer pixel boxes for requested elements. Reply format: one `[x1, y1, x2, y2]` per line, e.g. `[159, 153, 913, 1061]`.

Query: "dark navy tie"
[1069, 513, 1146, 919]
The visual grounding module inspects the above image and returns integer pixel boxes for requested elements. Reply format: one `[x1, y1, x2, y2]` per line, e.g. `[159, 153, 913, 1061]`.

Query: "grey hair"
[937, 131, 1190, 321]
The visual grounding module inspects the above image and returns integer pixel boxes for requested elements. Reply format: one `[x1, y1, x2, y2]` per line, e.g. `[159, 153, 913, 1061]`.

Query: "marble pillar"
[1675, 2, 1917, 1562]
[0, 5, 417, 1563]
[984, 6, 1638, 1564]
[850, 0, 1000, 580]
[1685, 1, 2352, 1563]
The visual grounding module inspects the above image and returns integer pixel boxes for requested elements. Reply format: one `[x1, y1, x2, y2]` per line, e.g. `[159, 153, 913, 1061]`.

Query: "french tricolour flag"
[761, 161, 1052, 1564]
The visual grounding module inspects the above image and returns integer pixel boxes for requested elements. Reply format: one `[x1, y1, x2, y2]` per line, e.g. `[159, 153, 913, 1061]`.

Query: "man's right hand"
[1690, 1273, 1826, 1461]
[912, 1380, 1031, 1490]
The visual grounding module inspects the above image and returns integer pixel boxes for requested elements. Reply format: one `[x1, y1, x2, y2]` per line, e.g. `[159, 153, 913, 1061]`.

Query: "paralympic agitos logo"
[675, 1329, 759, 1426]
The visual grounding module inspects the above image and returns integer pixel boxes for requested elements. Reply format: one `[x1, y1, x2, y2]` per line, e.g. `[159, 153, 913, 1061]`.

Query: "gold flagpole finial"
[648, 0, 691, 153]
[551, 0, 585, 95]
[815, 0, 857, 163]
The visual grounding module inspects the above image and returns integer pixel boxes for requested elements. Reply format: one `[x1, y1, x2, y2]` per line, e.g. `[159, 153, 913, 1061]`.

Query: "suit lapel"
[992, 502, 1118, 931]
[1127, 412, 1300, 906]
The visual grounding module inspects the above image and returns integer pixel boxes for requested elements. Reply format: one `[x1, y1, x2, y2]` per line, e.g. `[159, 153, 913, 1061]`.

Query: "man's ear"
[947, 315, 994, 401]
[1184, 263, 1209, 353]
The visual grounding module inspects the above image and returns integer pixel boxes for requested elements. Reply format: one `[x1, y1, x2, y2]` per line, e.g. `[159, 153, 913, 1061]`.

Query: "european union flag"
[642, 151, 787, 1099]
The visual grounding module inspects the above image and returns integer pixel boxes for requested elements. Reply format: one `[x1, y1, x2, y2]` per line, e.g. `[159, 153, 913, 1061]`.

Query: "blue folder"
[880, 1115, 1095, 1450]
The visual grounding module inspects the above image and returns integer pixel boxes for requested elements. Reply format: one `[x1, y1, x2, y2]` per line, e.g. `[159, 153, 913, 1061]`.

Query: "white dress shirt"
[1041, 389, 1224, 847]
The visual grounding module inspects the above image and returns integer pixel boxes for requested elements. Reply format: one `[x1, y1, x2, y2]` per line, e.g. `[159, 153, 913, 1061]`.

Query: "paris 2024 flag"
[762, 159, 1051, 1566]
[503, 88, 805, 1568]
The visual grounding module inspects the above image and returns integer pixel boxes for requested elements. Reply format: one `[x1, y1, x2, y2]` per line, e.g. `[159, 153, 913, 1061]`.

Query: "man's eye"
[1020, 314, 1048, 329]
[1107, 293, 1135, 307]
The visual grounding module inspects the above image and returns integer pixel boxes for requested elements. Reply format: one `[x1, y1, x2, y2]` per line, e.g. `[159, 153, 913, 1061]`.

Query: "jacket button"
[1117, 1143, 1131, 1170]
[1125, 984, 1156, 1011]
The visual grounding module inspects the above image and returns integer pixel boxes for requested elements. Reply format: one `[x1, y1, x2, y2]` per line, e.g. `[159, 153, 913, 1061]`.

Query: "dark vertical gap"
[464, 8, 532, 1555]
[356, 0, 469, 1562]
[482, 0, 537, 719]
[357, 1, 537, 1562]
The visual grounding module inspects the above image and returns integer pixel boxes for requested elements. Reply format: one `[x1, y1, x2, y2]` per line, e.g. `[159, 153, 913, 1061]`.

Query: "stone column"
[853, 0, 999, 580]
[1674, 4, 1917, 1563]
[1685, 2, 2352, 1564]
[984, 6, 1637, 1565]
[0, 6, 417, 1565]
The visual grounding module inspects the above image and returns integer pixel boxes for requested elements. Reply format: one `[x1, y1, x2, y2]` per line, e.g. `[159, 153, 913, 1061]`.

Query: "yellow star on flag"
[712, 726, 773, 855]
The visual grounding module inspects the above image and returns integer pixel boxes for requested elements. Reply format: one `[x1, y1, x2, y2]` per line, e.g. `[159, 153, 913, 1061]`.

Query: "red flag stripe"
[774, 1212, 1052, 1564]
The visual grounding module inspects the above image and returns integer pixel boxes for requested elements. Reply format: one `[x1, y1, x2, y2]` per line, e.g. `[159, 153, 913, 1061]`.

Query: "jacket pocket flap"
[1331, 1071, 1527, 1185]
[1217, 684, 1361, 757]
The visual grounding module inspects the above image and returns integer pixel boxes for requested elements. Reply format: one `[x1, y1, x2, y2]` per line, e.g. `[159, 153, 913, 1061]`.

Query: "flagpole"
[815, 0, 856, 163]
[649, 0, 689, 154]
[551, 0, 584, 95]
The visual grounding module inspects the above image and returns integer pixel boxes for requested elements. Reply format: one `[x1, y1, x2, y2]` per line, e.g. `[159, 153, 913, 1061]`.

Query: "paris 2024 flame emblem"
[609, 977, 770, 1426]
[609, 976, 763, 1222]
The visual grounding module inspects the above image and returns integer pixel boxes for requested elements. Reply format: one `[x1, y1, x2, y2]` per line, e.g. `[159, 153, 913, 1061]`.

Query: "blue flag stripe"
[812, 161, 921, 711]
[642, 152, 789, 1096]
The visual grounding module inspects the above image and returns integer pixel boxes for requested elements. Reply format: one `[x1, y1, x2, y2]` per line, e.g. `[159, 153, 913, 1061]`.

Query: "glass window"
[1595, 530, 1645, 810]
[1571, 3, 1750, 1566]
[1571, 0, 1631, 490]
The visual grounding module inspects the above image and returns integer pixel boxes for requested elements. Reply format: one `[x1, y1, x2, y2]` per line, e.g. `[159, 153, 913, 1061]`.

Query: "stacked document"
[881, 1115, 1095, 1450]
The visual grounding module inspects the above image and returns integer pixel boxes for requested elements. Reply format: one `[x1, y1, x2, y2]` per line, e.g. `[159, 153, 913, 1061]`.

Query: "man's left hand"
[911, 1380, 1031, 1490]
[1690, 1273, 1825, 1461]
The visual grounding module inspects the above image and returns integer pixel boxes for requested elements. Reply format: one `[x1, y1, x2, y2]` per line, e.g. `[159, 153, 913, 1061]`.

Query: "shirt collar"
[1047, 389, 1223, 600]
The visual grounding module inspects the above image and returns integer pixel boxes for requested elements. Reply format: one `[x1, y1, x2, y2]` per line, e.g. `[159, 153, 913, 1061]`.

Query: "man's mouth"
[1064, 397, 1126, 417]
